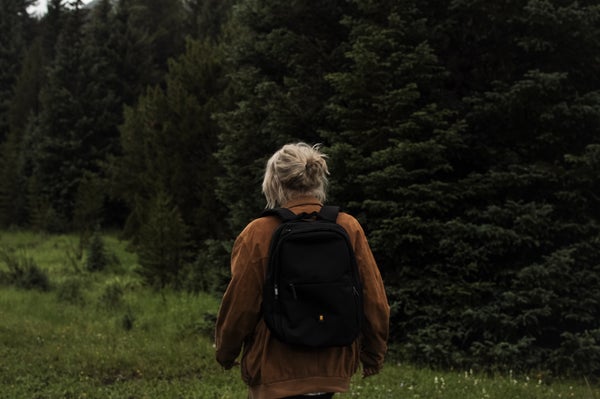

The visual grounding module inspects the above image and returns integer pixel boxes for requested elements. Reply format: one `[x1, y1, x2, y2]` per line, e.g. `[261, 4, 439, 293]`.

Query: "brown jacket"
[215, 197, 390, 398]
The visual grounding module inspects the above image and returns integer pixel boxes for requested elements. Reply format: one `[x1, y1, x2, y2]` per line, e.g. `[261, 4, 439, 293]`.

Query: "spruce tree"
[26, 0, 143, 230]
[0, 36, 43, 227]
[108, 0, 154, 106]
[126, 0, 188, 85]
[320, 0, 600, 375]
[385, 0, 600, 373]
[26, 1, 89, 230]
[216, 0, 352, 232]
[185, 0, 236, 41]
[136, 191, 189, 288]
[0, 0, 35, 141]
[323, 0, 465, 318]
[109, 38, 228, 245]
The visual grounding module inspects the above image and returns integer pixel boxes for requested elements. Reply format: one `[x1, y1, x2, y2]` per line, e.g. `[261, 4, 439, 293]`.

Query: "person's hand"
[362, 367, 379, 378]
[222, 360, 240, 371]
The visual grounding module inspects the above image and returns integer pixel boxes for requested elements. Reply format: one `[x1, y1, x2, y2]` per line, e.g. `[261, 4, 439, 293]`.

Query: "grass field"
[0, 231, 598, 398]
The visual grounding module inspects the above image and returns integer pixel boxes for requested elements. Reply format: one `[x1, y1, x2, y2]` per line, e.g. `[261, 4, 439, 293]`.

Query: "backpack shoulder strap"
[318, 205, 340, 222]
[261, 207, 299, 222]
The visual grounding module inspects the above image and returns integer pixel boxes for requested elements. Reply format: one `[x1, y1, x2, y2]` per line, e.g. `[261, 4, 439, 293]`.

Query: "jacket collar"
[282, 196, 323, 209]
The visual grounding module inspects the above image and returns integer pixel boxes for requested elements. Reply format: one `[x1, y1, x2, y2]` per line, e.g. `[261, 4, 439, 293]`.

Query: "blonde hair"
[262, 142, 329, 209]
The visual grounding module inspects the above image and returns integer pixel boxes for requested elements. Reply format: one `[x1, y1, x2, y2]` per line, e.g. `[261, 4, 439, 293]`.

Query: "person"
[215, 142, 390, 399]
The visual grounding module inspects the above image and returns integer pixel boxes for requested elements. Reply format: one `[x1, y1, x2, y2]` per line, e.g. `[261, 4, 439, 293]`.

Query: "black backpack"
[261, 206, 363, 347]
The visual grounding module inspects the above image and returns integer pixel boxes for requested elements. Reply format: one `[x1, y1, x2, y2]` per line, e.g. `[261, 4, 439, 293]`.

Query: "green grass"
[0, 231, 598, 398]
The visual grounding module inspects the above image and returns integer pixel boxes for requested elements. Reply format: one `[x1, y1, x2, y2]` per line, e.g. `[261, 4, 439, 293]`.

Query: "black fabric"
[261, 206, 363, 348]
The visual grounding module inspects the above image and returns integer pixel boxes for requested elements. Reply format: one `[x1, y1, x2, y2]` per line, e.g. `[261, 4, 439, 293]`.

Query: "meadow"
[0, 231, 597, 398]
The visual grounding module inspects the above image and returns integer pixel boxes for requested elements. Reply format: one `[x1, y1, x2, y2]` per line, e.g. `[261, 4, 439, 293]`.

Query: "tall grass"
[0, 231, 597, 398]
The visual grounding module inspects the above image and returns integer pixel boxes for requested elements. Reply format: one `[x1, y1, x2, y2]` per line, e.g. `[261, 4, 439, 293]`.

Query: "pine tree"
[126, 0, 188, 85]
[42, 0, 67, 61]
[0, 36, 44, 227]
[108, 0, 154, 106]
[0, 0, 35, 141]
[7, 37, 44, 134]
[319, 0, 600, 375]
[26, 0, 145, 230]
[67, 0, 126, 230]
[185, 0, 236, 41]
[136, 191, 189, 288]
[109, 38, 228, 245]
[0, 2, 48, 227]
[386, 0, 600, 373]
[26, 2, 87, 229]
[215, 0, 352, 232]
[321, 0, 467, 370]
[323, 0, 465, 278]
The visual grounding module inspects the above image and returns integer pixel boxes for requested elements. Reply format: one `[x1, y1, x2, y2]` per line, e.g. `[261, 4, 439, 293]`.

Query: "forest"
[1, 0, 599, 378]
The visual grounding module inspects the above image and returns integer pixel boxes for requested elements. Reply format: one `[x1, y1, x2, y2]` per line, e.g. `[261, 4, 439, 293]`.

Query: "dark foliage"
[0, 0, 599, 376]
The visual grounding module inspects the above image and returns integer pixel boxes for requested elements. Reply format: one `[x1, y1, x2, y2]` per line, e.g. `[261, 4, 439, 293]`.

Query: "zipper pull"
[274, 284, 279, 298]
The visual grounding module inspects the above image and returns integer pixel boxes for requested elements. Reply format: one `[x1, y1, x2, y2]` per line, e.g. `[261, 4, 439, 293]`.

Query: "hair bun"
[262, 142, 329, 208]
[305, 159, 316, 174]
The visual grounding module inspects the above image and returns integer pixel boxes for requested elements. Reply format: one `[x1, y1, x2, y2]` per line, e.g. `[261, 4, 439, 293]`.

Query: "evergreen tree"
[85, 227, 108, 272]
[322, 0, 467, 364]
[0, 0, 35, 141]
[0, 2, 53, 227]
[216, 0, 352, 233]
[26, 0, 149, 230]
[383, 0, 600, 373]
[26, 1, 89, 230]
[186, 0, 237, 41]
[7, 37, 44, 134]
[69, 0, 126, 230]
[0, 36, 44, 227]
[0, 126, 29, 226]
[136, 191, 189, 288]
[127, 0, 188, 85]
[108, 0, 155, 106]
[319, 0, 600, 375]
[109, 38, 228, 245]
[37, 0, 68, 64]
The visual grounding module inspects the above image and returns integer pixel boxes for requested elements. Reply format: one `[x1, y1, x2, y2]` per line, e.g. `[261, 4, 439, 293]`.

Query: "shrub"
[120, 309, 135, 331]
[178, 239, 231, 295]
[99, 280, 125, 309]
[552, 330, 600, 379]
[56, 277, 86, 305]
[177, 311, 217, 339]
[0, 247, 50, 291]
[85, 230, 108, 272]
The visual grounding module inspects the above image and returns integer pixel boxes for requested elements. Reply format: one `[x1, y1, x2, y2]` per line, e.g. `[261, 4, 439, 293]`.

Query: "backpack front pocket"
[278, 279, 361, 347]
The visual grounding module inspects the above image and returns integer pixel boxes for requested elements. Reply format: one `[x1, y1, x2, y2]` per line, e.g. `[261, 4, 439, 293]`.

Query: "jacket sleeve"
[215, 225, 265, 369]
[348, 217, 390, 374]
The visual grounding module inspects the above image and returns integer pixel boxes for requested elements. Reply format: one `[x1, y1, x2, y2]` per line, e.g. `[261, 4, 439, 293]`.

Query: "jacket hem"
[248, 376, 350, 399]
